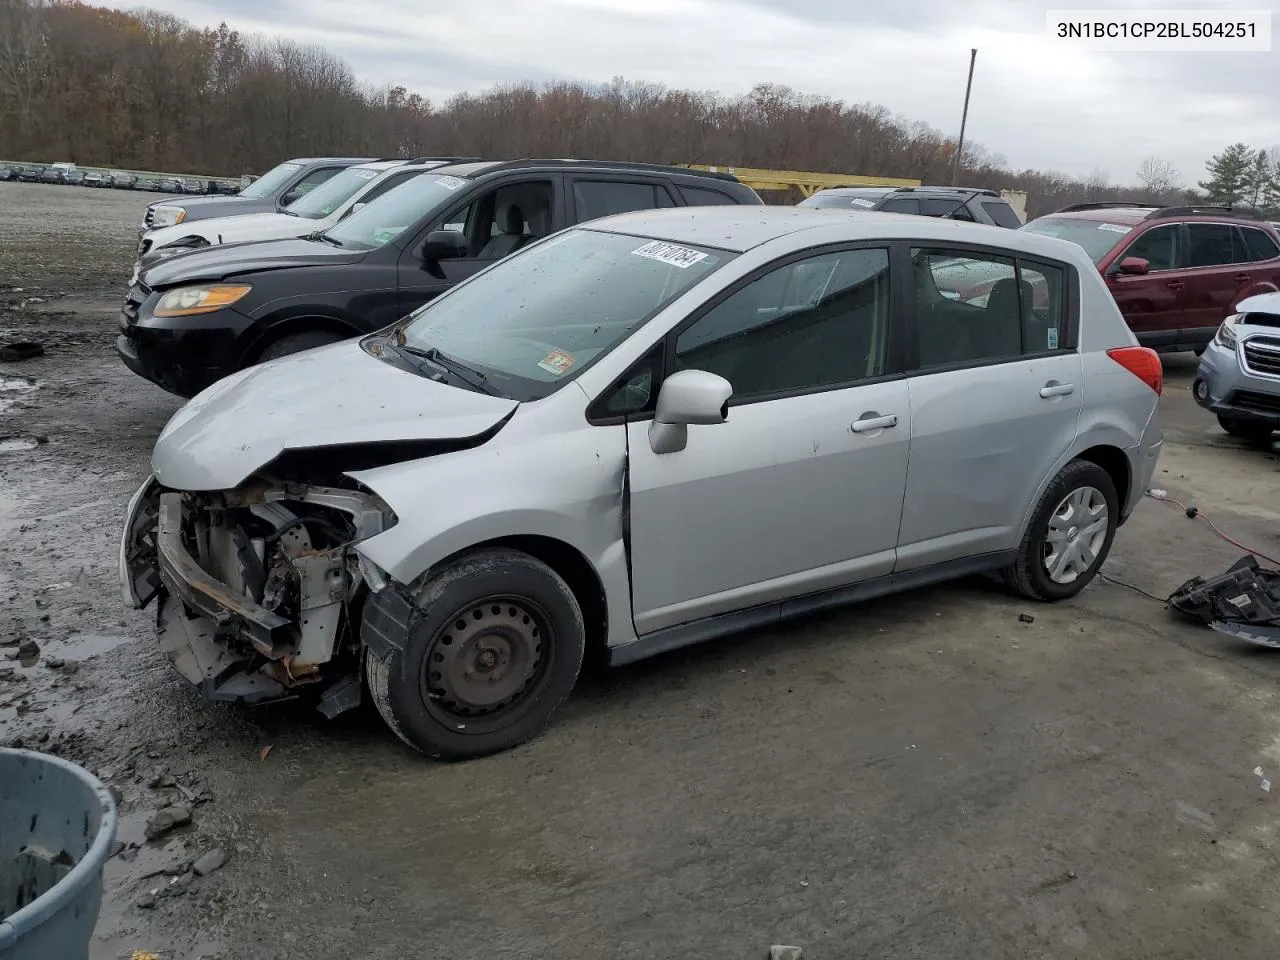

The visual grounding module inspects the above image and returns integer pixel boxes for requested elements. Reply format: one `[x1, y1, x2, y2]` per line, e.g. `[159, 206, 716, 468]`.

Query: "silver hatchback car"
[1193, 291, 1280, 442]
[121, 208, 1164, 759]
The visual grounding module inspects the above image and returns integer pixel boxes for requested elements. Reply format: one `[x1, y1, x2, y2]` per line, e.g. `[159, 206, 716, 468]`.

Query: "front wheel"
[1003, 460, 1118, 601]
[256, 329, 348, 363]
[1218, 415, 1275, 444]
[366, 549, 585, 760]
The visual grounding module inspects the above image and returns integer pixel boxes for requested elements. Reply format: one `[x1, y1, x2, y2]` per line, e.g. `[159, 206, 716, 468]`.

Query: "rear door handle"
[1166, 280, 1184, 289]
[851, 413, 898, 433]
[1235, 274, 1252, 283]
[1040, 382, 1075, 399]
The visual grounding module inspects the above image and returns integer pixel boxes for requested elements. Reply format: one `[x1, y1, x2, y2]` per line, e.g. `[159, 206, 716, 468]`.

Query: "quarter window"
[910, 249, 1068, 369]
[674, 248, 891, 401]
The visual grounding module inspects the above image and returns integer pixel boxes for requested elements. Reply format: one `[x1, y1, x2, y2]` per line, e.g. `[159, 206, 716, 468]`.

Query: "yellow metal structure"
[679, 164, 920, 198]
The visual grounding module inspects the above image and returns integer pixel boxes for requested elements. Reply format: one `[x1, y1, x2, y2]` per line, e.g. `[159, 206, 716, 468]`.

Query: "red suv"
[1021, 203, 1280, 352]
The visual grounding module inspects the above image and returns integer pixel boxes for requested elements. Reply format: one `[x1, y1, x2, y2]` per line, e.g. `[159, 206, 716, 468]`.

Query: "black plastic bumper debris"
[1168, 555, 1280, 648]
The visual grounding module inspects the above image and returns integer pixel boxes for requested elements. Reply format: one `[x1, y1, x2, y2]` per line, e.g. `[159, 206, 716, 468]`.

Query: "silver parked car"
[120, 208, 1165, 759]
[1193, 291, 1280, 441]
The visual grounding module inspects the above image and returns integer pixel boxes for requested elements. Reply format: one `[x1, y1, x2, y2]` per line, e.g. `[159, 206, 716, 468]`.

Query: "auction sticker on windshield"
[632, 240, 709, 269]
[537, 349, 576, 376]
[851, 198, 875, 207]
[437, 176, 466, 191]
[1098, 223, 1132, 233]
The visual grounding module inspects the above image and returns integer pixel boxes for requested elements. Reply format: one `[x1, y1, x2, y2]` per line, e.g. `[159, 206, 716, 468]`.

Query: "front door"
[897, 246, 1083, 569]
[1104, 222, 1184, 345]
[626, 246, 911, 635]
[397, 175, 562, 314]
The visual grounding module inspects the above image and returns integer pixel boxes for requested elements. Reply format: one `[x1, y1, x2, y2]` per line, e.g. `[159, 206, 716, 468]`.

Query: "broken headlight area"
[125, 474, 395, 717]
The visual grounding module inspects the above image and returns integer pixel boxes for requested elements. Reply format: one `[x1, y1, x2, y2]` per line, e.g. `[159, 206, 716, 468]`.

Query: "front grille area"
[1232, 390, 1280, 415]
[1243, 336, 1280, 378]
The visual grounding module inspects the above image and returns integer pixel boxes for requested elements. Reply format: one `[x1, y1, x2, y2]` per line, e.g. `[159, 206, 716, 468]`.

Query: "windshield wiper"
[395, 342, 503, 396]
[309, 233, 343, 247]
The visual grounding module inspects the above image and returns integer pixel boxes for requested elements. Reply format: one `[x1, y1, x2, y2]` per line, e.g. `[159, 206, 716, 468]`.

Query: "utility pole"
[950, 48, 977, 186]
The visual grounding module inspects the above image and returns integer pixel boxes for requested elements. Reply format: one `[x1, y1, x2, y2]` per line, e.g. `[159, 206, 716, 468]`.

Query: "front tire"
[366, 549, 585, 760]
[1003, 460, 1118, 601]
[256, 329, 348, 363]
[1218, 415, 1275, 444]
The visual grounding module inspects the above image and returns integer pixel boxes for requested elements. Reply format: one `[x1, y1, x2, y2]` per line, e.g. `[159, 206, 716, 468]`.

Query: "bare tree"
[1136, 156, 1181, 194]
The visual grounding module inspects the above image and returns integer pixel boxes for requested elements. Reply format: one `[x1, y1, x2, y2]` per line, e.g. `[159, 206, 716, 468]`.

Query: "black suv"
[118, 159, 764, 397]
[799, 185, 1024, 228]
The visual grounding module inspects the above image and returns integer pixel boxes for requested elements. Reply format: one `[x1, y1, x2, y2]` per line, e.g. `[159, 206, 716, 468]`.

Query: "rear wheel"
[1003, 460, 1118, 601]
[256, 329, 348, 363]
[1218, 415, 1275, 444]
[366, 549, 585, 760]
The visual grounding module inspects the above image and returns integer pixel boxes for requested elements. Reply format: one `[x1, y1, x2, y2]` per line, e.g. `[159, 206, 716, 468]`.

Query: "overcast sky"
[110, 0, 1279, 185]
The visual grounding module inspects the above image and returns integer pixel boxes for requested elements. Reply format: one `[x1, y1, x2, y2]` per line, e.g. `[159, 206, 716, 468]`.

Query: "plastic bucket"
[0, 749, 118, 960]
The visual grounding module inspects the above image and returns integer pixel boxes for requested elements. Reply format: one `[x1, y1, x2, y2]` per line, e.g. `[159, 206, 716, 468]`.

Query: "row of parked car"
[114, 151, 1179, 759]
[1, 162, 239, 194]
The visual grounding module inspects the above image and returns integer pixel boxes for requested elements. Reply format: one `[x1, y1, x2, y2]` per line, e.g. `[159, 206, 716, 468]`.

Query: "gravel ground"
[4, 181, 1280, 960]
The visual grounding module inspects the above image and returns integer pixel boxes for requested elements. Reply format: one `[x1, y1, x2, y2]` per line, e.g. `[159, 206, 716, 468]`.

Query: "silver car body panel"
[1196, 292, 1280, 427]
[135, 207, 1162, 669]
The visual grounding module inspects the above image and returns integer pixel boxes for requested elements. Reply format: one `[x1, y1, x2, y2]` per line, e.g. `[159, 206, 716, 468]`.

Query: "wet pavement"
[4, 182, 1280, 959]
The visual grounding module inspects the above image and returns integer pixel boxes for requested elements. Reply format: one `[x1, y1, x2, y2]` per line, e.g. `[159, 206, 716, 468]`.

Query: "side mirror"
[1117, 256, 1150, 276]
[423, 229, 466, 263]
[648, 369, 733, 455]
[280, 189, 300, 207]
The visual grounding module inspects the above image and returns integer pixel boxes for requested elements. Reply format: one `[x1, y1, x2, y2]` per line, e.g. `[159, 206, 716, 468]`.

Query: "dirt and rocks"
[4, 180, 1280, 959]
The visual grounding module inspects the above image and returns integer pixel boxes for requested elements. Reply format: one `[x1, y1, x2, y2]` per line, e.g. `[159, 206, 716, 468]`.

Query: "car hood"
[150, 195, 242, 211]
[145, 212, 317, 251]
[142, 237, 365, 287]
[1238, 291, 1280, 318]
[152, 339, 520, 491]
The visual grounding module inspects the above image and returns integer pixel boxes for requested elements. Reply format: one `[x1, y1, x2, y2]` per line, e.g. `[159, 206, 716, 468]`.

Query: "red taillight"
[1107, 346, 1163, 395]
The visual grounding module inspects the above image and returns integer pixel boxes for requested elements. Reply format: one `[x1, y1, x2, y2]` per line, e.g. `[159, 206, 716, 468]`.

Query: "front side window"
[238, 162, 302, 199]
[393, 230, 731, 400]
[674, 248, 891, 400]
[911, 248, 1068, 368]
[878, 197, 920, 214]
[920, 197, 972, 219]
[1120, 225, 1179, 271]
[433, 180, 555, 260]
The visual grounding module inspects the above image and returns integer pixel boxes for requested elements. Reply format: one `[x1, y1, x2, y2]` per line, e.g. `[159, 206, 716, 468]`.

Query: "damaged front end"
[121, 474, 394, 717]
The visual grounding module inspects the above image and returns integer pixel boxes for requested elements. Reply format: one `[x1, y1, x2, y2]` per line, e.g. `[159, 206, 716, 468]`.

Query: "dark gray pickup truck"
[139, 156, 373, 234]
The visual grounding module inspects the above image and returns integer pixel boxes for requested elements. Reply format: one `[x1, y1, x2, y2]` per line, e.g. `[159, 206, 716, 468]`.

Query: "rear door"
[897, 244, 1082, 570]
[1230, 225, 1280, 307]
[1178, 222, 1248, 335]
[1104, 222, 1183, 345]
[566, 175, 677, 225]
[396, 174, 564, 313]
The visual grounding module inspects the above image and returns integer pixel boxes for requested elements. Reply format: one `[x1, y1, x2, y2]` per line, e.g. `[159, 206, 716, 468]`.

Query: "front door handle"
[1040, 382, 1076, 399]
[1166, 280, 1184, 290]
[851, 413, 898, 433]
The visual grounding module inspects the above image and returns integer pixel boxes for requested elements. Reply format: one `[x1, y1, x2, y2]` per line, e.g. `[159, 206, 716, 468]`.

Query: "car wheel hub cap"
[425, 601, 544, 716]
[1043, 486, 1108, 585]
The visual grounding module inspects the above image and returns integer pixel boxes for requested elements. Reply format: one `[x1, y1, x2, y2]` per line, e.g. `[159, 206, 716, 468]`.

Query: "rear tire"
[256, 329, 348, 363]
[366, 549, 585, 760]
[1218, 415, 1275, 444]
[1003, 459, 1118, 602]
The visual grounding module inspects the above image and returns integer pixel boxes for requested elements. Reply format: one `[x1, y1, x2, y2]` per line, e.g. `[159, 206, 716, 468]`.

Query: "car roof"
[425, 158, 745, 184]
[811, 187, 895, 198]
[285, 157, 375, 165]
[581, 206, 1089, 261]
[1040, 203, 1271, 226]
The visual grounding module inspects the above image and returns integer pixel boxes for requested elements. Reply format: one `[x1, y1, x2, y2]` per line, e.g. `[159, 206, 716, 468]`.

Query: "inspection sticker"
[632, 240, 708, 269]
[436, 175, 467, 191]
[353, 168, 378, 180]
[537, 349, 576, 376]
[850, 198, 876, 208]
[1097, 223, 1132, 233]
[1047, 327, 1059, 350]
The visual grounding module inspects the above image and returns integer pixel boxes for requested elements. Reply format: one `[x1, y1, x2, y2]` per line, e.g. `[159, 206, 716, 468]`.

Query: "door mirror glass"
[648, 369, 733, 455]
[280, 189, 301, 206]
[423, 229, 466, 263]
[1118, 256, 1150, 275]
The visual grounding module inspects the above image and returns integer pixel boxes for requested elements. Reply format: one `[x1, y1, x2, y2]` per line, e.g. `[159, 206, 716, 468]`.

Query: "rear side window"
[1183, 223, 1237, 268]
[910, 248, 1069, 369]
[679, 185, 736, 206]
[982, 201, 1024, 229]
[573, 181, 674, 221]
[1239, 227, 1280, 262]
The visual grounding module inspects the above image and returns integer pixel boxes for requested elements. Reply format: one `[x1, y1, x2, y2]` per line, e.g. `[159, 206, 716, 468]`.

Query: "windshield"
[323, 173, 470, 250]
[1020, 216, 1130, 263]
[285, 165, 381, 219]
[390, 229, 733, 400]
[238, 162, 302, 199]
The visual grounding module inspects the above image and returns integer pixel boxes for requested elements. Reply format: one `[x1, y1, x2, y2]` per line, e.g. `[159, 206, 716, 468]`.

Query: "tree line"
[0, 0, 1266, 219]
